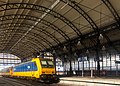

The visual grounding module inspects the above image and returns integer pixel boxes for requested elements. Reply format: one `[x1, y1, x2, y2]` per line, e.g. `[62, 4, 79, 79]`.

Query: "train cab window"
[41, 60, 48, 68]
[41, 60, 54, 68]
[47, 61, 54, 68]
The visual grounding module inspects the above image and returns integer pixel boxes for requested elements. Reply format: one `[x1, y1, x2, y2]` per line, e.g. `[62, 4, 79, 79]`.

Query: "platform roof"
[0, 0, 120, 59]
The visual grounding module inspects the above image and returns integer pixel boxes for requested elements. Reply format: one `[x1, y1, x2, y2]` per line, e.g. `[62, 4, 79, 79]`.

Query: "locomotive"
[0, 58, 60, 83]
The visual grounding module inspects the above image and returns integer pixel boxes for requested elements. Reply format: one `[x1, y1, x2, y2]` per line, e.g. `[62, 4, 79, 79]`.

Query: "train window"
[47, 61, 53, 65]
[41, 61, 47, 65]
[47, 61, 54, 68]
[41, 60, 47, 68]
[41, 60, 54, 68]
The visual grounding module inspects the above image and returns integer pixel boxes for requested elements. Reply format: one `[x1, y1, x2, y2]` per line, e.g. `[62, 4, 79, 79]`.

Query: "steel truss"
[2, 29, 51, 50]
[102, 0, 120, 27]
[0, 22, 60, 46]
[10, 39, 44, 58]
[60, 0, 113, 50]
[16, 42, 40, 57]
[0, 3, 82, 36]
[0, 3, 99, 53]
[0, 14, 70, 41]
[50, 22, 119, 53]
[61, 0, 98, 31]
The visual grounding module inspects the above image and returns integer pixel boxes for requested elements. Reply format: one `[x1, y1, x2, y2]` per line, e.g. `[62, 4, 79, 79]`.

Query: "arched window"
[0, 53, 21, 70]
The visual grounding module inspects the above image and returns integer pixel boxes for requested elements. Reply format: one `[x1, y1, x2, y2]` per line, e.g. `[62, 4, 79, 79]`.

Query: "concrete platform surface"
[60, 76, 120, 86]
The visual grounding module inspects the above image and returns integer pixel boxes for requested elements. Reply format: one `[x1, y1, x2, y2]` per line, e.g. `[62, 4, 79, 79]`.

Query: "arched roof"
[0, 0, 120, 59]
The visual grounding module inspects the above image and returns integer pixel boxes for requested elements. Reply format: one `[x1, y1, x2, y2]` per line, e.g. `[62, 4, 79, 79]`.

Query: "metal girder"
[103, 34, 120, 53]
[0, 63, 20, 64]
[61, 0, 100, 50]
[60, 0, 113, 50]
[0, 29, 49, 51]
[60, 0, 98, 32]
[0, 14, 70, 41]
[16, 43, 36, 53]
[51, 22, 118, 51]
[3, 33, 46, 51]
[16, 36, 44, 51]
[88, 22, 120, 53]
[2, 36, 45, 53]
[11, 42, 40, 58]
[0, 22, 60, 45]
[0, 58, 20, 60]
[0, 3, 82, 36]
[26, 36, 47, 49]
[12, 49, 31, 59]
[84, 22, 119, 39]
[0, 2, 97, 52]
[102, 0, 120, 27]
[3, 32, 50, 50]
[11, 51, 25, 59]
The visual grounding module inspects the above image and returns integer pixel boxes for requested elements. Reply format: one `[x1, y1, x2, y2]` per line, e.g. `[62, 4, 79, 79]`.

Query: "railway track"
[1, 77, 32, 86]
[0, 77, 62, 86]
[1, 77, 84, 86]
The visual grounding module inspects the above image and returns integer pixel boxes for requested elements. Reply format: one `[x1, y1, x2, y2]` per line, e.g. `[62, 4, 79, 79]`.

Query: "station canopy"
[0, 0, 120, 59]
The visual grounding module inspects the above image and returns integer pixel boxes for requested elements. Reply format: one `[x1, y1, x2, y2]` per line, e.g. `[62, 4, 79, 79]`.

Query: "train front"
[39, 58, 60, 83]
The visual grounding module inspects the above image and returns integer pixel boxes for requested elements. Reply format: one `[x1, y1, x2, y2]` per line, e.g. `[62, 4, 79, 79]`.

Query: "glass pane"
[47, 61, 53, 65]
[41, 61, 47, 65]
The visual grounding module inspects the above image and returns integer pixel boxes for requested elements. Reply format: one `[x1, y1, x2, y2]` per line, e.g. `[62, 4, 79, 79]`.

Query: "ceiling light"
[86, 49, 89, 54]
[102, 45, 106, 51]
[99, 34, 103, 40]
[63, 46, 67, 51]
[77, 40, 81, 46]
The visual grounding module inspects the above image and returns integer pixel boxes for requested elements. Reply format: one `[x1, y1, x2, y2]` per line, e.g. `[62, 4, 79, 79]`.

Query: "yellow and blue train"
[0, 58, 60, 83]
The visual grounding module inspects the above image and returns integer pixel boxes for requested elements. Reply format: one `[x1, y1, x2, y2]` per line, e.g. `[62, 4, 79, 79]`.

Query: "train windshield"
[41, 59, 54, 68]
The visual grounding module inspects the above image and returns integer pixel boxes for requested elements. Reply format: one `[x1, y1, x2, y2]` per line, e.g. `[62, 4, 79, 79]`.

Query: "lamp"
[77, 40, 82, 49]
[53, 50, 56, 54]
[63, 46, 67, 52]
[86, 49, 89, 54]
[99, 34, 103, 40]
[77, 41, 81, 46]
[102, 45, 106, 51]
[74, 52, 77, 57]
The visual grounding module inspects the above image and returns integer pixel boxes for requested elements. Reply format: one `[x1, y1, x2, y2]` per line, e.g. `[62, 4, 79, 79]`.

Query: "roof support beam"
[60, 0, 112, 50]
[0, 14, 70, 41]
[0, 3, 81, 36]
[0, 22, 60, 46]
[60, 0, 98, 32]
[102, 0, 120, 27]
[48, 22, 119, 51]
[5, 1, 60, 50]
[3, 32, 50, 50]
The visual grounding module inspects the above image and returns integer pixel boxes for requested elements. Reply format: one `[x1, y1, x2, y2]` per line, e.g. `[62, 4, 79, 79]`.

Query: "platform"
[60, 76, 120, 86]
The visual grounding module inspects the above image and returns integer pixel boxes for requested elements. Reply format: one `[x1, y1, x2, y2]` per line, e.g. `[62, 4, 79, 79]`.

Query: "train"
[0, 58, 60, 83]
